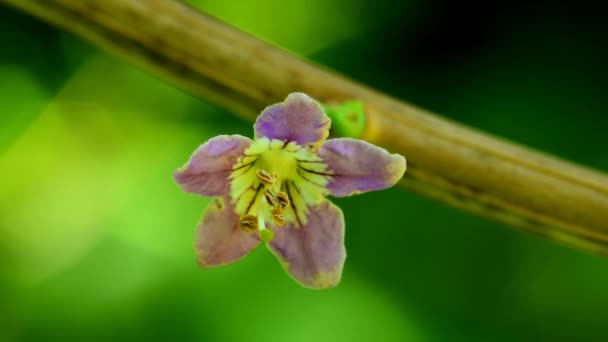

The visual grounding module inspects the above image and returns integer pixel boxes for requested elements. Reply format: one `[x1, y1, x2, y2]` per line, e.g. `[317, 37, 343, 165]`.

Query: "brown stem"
[3, 0, 608, 254]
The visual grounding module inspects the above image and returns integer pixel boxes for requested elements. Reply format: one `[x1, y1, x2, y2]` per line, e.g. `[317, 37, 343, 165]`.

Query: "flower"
[174, 93, 406, 288]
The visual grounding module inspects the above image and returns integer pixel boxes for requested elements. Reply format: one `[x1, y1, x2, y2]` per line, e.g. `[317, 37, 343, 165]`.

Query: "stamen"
[271, 208, 285, 226]
[256, 169, 277, 185]
[263, 188, 278, 207]
[276, 191, 290, 209]
[239, 214, 258, 233]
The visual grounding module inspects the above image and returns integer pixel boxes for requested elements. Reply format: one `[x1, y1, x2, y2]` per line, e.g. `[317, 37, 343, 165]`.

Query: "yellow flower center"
[229, 138, 332, 240]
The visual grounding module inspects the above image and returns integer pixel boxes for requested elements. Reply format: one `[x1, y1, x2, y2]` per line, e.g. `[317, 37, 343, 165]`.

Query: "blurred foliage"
[1, 1, 608, 341]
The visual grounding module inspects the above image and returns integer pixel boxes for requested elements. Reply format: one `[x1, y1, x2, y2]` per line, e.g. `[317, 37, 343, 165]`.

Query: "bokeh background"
[1, 0, 608, 341]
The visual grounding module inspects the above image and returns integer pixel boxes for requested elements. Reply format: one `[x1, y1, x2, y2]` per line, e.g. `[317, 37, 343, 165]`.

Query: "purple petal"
[319, 138, 406, 197]
[174, 135, 252, 196]
[254, 93, 330, 146]
[196, 197, 261, 267]
[268, 200, 345, 288]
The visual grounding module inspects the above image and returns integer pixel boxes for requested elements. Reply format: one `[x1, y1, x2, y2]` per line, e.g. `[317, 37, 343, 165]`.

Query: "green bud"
[322, 100, 366, 139]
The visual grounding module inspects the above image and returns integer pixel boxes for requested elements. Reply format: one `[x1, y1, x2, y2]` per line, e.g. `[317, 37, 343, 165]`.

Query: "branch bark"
[4, 0, 608, 254]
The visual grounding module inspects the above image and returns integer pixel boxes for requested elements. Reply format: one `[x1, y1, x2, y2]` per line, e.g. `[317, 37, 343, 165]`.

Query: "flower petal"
[268, 200, 345, 288]
[254, 93, 330, 146]
[196, 197, 261, 267]
[319, 138, 406, 197]
[174, 135, 252, 196]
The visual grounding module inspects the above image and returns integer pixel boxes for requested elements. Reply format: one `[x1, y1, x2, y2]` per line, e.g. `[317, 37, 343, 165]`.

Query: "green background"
[1, 1, 607, 341]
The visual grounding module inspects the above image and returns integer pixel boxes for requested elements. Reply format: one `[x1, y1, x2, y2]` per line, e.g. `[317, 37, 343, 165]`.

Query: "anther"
[276, 192, 290, 209]
[271, 208, 285, 226]
[256, 169, 277, 185]
[263, 189, 278, 207]
[239, 214, 258, 233]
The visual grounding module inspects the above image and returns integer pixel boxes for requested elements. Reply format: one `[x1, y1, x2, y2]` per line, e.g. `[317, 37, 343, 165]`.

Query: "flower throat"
[229, 138, 332, 241]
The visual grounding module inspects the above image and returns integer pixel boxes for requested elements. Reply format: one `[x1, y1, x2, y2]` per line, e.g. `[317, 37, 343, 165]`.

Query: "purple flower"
[175, 93, 406, 288]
